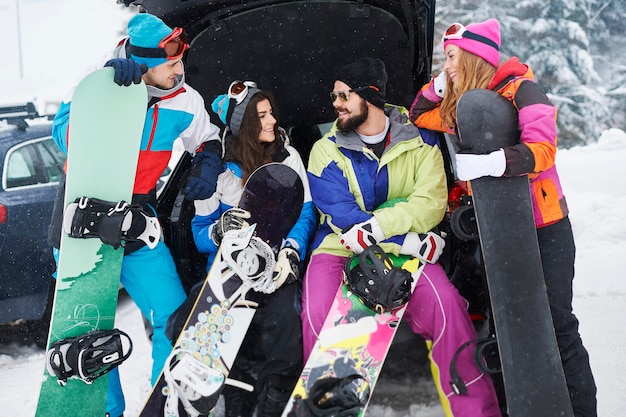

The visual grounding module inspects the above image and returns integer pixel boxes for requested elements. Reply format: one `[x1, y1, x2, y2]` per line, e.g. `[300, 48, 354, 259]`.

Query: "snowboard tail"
[35, 68, 147, 417]
[456, 89, 573, 416]
[139, 163, 304, 417]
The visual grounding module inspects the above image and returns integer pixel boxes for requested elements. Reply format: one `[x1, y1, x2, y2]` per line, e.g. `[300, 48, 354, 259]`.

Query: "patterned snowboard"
[35, 68, 147, 417]
[282, 254, 424, 417]
[139, 162, 304, 417]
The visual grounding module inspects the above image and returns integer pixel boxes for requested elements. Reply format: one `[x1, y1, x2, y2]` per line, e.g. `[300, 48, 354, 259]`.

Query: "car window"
[4, 137, 64, 190]
[6, 146, 38, 188]
[37, 138, 65, 182]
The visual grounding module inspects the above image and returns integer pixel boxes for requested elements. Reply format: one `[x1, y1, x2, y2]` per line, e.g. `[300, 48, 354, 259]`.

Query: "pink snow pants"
[301, 253, 501, 417]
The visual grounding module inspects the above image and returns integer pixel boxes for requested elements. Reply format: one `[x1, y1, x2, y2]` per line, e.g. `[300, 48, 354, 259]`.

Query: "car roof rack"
[0, 102, 40, 131]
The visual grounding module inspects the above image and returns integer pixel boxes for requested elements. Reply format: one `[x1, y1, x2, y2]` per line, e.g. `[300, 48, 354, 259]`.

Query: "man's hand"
[104, 59, 147, 87]
[400, 231, 446, 264]
[182, 148, 222, 200]
[272, 247, 300, 289]
[211, 208, 251, 245]
[339, 217, 385, 254]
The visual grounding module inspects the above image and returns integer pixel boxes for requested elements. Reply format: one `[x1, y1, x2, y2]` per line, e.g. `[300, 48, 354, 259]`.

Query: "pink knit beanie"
[443, 18, 501, 67]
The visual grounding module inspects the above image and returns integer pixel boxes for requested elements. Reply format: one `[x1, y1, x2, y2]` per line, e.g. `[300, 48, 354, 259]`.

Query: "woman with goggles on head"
[49, 13, 223, 417]
[409, 18, 597, 417]
[175, 80, 316, 417]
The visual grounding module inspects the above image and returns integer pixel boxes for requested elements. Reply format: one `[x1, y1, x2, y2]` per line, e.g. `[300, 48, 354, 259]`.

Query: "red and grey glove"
[339, 217, 385, 254]
[400, 231, 446, 264]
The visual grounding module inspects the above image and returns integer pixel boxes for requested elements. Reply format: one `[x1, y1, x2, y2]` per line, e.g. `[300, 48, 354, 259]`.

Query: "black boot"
[253, 381, 291, 417]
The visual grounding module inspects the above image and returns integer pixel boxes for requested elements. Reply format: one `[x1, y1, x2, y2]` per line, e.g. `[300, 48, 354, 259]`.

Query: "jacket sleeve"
[307, 139, 373, 233]
[409, 81, 451, 132]
[52, 102, 71, 154]
[503, 80, 558, 176]
[191, 167, 239, 256]
[282, 146, 317, 260]
[191, 197, 222, 256]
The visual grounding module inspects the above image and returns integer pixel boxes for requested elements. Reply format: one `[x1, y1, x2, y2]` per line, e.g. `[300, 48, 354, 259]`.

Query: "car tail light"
[0, 204, 7, 224]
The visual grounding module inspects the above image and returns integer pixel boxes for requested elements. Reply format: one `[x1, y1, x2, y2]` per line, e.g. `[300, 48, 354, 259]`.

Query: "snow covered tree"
[433, 0, 616, 146]
[587, 0, 626, 130]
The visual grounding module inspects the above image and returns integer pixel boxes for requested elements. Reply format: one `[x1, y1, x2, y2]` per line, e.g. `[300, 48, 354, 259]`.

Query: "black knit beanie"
[335, 57, 388, 109]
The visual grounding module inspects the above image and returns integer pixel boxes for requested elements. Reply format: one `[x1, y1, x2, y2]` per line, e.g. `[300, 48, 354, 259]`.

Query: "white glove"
[400, 231, 446, 264]
[211, 207, 251, 245]
[272, 247, 300, 289]
[433, 72, 447, 98]
[455, 149, 506, 181]
[339, 217, 385, 254]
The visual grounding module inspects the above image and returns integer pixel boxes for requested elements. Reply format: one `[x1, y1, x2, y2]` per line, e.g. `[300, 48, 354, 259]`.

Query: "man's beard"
[337, 100, 368, 133]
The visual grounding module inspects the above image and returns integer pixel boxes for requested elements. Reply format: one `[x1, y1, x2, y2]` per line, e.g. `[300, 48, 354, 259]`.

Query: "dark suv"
[0, 103, 65, 346]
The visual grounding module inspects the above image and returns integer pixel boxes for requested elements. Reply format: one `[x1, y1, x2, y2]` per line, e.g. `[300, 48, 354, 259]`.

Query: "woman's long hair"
[225, 91, 284, 183]
[439, 48, 497, 129]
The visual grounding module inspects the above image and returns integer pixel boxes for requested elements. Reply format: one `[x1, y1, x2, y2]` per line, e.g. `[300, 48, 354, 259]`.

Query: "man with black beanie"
[301, 58, 502, 416]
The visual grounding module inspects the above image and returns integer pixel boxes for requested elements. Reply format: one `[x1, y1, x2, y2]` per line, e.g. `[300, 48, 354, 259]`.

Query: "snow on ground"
[1, 1, 625, 416]
[1, 130, 624, 417]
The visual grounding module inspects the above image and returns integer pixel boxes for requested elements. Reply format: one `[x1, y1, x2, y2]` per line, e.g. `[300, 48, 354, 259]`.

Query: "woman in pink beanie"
[410, 18, 597, 417]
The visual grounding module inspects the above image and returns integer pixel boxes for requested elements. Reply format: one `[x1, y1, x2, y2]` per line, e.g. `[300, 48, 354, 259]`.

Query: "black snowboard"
[139, 163, 304, 417]
[456, 89, 573, 417]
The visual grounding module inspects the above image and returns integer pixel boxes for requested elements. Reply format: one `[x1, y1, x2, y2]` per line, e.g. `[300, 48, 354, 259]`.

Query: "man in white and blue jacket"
[48, 13, 222, 417]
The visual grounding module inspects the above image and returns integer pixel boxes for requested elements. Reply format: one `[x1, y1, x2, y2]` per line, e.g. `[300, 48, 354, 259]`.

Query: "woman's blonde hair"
[439, 48, 497, 128]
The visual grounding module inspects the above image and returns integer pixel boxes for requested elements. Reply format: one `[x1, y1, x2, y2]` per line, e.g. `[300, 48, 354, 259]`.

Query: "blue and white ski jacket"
[191, 142, 316, 269]
[52, 37, 221, 201]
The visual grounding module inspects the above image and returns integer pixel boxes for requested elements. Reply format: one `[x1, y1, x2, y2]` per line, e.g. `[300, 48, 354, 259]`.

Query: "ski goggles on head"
[329, 87, 368, 103]
[442, 23, 467, 44]
[441, 22, 499, 50]
[228, 80, 258, 104]
[127, 27, 189, 60]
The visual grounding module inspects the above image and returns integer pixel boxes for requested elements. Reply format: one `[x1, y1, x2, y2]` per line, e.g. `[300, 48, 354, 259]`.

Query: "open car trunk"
[132, 0, 435, 129]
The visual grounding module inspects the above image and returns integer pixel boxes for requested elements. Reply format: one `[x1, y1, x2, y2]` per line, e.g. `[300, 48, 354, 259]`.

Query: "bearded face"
[336, 96, 369, 134]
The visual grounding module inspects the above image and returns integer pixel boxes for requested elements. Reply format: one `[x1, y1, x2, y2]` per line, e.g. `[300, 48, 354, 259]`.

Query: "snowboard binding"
[45, 329, 133, 386]
[449, 335, 501, 395]
[288, 374, 370, 417]
[343, 245, 413, 313]
[162, 349, 254, 417]
[221, 225, 277, 294]
[63, 196, 160, 249]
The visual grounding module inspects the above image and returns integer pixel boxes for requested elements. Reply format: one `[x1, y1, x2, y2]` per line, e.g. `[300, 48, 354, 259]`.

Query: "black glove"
[211, 208, 251, 245]
[104, 58, 147, 87]
[182, 145, 223, 200]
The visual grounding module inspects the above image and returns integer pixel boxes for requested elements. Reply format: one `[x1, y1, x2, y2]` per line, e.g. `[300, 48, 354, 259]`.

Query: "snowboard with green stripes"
[35, 67, 147, 417]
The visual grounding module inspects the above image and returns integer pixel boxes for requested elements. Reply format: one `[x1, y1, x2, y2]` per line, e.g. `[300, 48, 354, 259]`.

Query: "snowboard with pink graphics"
[282, 255, 423, 417]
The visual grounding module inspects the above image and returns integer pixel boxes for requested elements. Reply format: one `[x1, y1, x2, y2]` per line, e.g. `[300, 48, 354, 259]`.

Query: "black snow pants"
[538, 216, 597, 417]
[223, 281, 303, 417]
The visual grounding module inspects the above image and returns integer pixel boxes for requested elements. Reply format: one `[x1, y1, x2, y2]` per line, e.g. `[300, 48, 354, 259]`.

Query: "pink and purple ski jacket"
[410, 57, 569, 228]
